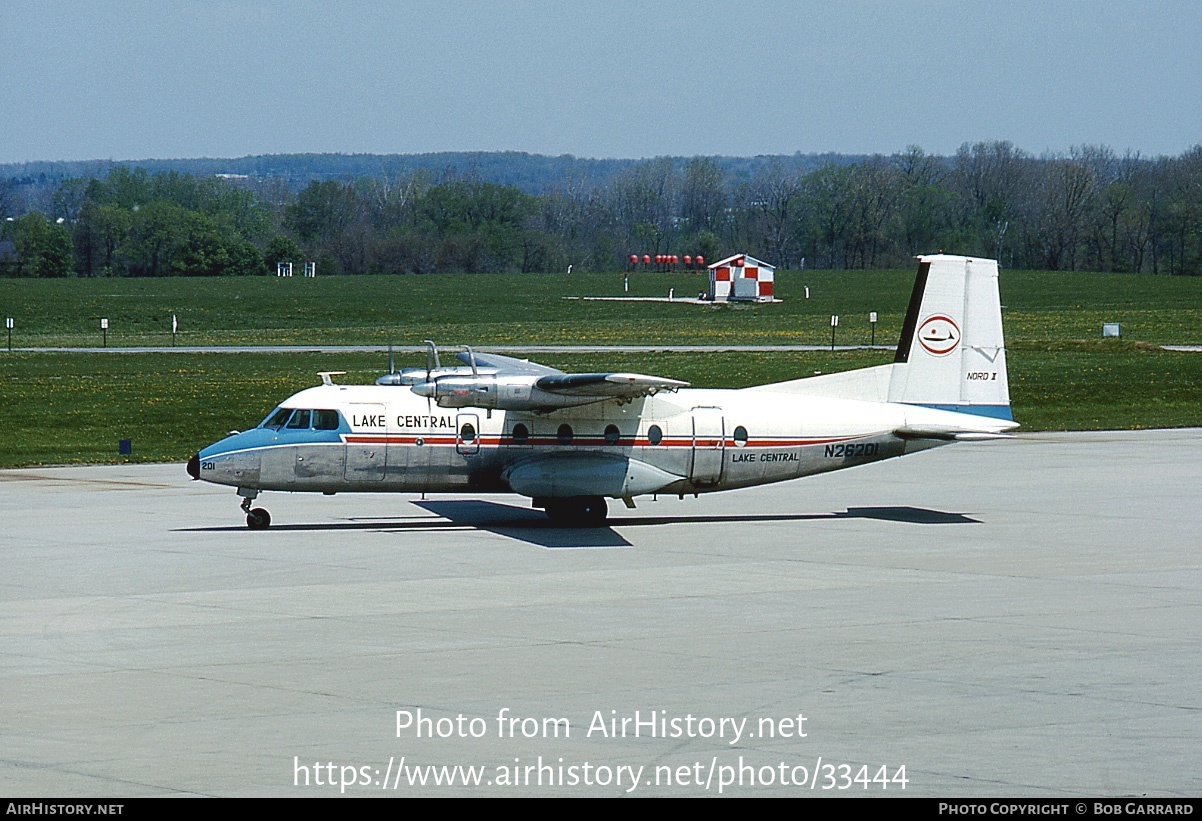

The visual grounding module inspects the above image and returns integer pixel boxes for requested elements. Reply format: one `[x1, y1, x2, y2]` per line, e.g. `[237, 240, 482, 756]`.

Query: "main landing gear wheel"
[545, 496, 608, 528]
[246, 508, 271, 530]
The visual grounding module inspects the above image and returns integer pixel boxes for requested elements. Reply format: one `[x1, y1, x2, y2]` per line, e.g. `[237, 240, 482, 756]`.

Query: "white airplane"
[187, 254, 1016, 529]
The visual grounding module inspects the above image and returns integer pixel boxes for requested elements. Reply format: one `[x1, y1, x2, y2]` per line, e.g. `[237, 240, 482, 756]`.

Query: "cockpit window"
[263, 408, 341, 431]
[313, 410, 340, 430]
[285, 409, 312, 429]
[262, 407, 292, 430]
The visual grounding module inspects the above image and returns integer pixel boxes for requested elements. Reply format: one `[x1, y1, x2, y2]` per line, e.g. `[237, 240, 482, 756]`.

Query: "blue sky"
[2, 0, 1199, 163]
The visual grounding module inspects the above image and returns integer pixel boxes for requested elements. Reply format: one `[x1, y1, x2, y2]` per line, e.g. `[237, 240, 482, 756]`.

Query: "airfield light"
[830, 314, 839, 350]
[870, 311, 878, 345]
[101, 318, 108, 347]
[6, 317, 11, 351]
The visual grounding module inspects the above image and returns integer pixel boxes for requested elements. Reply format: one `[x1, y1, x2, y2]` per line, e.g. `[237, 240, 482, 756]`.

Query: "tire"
[246, 508, 271, 530]
[578, 496, 608, 527]
[545, 496, 607, 528]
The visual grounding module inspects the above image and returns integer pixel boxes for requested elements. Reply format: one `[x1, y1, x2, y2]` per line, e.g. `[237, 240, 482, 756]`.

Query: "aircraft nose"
[186, 454, 200, 480]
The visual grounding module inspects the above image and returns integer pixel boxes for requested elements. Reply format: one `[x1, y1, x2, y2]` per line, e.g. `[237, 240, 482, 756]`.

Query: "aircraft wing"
[535, 372, 690, 399]
[455, 350, 563, 376]
[418, 353, 689, 410]
[455, 351, 688, 402]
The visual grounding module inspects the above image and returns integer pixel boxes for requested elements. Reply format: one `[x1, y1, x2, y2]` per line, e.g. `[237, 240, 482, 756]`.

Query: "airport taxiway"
[1, 429, 1199, 796]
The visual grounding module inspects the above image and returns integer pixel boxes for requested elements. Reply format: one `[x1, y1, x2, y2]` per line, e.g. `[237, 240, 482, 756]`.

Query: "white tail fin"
[888, 255, 1011, 421]
[753, 254, 1013, 423]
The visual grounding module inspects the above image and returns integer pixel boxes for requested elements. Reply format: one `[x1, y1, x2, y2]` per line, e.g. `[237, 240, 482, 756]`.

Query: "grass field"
[2, 269, 1201, 467]
[3, 268, 1202, 347]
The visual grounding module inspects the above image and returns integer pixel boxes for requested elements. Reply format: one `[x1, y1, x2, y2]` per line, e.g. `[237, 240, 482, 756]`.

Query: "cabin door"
[689, 407, 725, 485]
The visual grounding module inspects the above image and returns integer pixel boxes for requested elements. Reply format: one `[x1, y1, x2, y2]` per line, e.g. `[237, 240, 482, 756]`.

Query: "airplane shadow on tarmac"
[178, 502, 980, 549]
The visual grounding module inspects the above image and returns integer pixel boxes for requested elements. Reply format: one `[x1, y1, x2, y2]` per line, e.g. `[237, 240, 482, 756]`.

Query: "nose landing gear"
[239, 493, 271, 530]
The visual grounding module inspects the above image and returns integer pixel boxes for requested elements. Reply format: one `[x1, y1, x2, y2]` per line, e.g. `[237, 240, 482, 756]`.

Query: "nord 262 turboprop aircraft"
[187, 254, 1016, 528]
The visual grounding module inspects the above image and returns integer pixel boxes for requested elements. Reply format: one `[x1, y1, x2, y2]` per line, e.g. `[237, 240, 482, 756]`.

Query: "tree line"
[3, 142, 1201, 277]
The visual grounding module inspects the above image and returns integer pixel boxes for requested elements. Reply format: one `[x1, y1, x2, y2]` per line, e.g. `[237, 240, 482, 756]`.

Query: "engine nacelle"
[377, 365, 499, 387]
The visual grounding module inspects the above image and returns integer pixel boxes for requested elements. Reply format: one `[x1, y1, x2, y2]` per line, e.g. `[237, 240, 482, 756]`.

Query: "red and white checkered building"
[707, 253, 775, 301]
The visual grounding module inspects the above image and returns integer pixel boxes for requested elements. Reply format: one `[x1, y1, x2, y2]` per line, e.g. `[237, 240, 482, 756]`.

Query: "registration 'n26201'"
[824, 442, 879, 459]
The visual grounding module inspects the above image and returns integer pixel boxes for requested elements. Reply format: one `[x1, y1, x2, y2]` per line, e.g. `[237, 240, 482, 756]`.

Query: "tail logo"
[917, 314, 960, 356]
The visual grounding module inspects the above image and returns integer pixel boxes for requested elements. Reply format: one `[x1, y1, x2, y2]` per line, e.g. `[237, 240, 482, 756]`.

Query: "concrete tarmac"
[1, 429, 1199, 797]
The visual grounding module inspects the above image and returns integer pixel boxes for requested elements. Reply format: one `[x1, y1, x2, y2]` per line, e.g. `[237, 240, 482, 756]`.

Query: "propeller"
[424, 339, 440, 382]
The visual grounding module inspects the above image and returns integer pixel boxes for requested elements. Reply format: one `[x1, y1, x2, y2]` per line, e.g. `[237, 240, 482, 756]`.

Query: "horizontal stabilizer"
[894, 427, 1015, 441]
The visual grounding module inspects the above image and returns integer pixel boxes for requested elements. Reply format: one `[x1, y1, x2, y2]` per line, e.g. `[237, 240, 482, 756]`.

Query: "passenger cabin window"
[285, 409, 311, 429]
[604, 424, 621, 445]
[733, 426, 749, 447]
[647, 424, 663, 446]
[512, 423, 530, 444]
[460, 422, 477, 444]
[313, 410, 340, 430]
[557, 424, 574, 445]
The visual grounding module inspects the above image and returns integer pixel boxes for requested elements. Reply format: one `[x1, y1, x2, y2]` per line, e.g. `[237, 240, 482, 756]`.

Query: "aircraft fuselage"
[197, 383, 937, 501]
